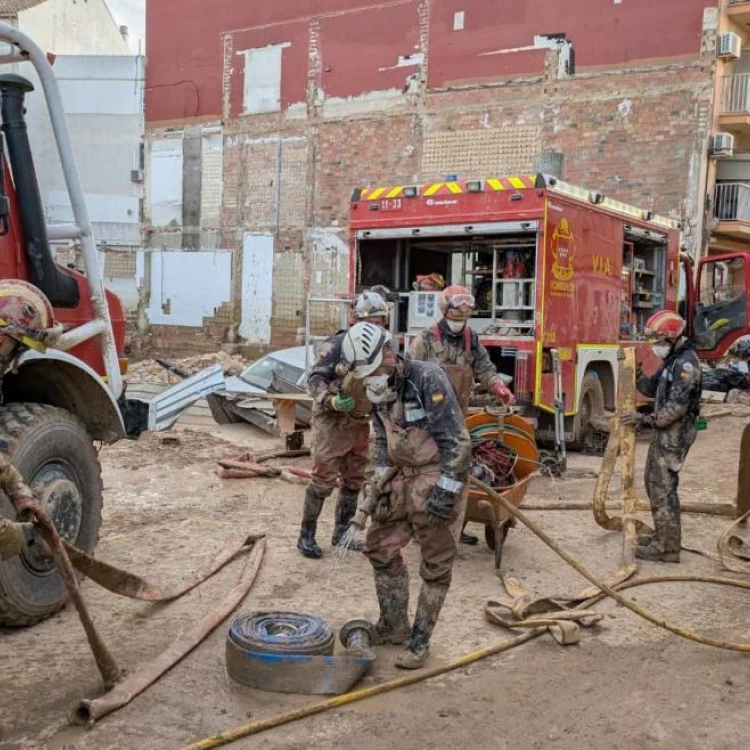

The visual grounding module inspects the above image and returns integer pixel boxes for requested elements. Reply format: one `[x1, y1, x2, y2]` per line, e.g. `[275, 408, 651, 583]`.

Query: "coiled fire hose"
[180, 476, 750, 750]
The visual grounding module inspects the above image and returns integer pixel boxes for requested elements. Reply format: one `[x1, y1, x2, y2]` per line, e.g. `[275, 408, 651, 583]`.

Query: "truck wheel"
[0, 404, 102, 627]
[570, 372, 605, 451]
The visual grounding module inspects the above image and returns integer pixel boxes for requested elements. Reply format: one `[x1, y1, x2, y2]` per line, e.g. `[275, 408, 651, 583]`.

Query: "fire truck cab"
[349, 174, 750, 446]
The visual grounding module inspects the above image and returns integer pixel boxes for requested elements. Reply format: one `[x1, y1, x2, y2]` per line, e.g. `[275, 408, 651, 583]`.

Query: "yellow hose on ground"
[180, 479, 750, 750]
[180, 629, 544, 750]
[473, 478, 750, 652]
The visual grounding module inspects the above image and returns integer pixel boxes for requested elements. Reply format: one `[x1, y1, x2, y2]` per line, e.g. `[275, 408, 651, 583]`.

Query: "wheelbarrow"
[464, 411, 539, 570]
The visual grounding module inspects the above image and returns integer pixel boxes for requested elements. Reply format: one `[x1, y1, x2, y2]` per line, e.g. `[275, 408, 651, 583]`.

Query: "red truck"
[349, 174, 750, 445]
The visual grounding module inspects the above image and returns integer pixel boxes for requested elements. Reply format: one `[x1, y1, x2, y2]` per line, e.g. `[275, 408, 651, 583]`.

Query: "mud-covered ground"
[2, 409, 750, 750]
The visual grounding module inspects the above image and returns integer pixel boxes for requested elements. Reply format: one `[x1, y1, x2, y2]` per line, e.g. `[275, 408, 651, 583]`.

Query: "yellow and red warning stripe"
[358, 175, 537, 201]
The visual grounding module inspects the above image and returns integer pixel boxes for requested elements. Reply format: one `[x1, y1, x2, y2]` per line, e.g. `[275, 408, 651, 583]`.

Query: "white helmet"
[354, 291, 389, 321]
[342, 322, 390, 378]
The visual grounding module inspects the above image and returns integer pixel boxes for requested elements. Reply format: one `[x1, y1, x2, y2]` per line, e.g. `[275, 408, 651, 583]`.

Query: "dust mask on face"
[651, 344, 671, 359]
[446, 319, 466, 334]
[364, 374, 397, 404]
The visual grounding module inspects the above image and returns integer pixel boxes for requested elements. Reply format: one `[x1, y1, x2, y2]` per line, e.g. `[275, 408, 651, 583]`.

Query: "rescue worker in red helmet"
[621, 310, 702, 563]
[343, 321, 471, 669]
[297, 291, 389, 559]
[408, 284, 514, 544]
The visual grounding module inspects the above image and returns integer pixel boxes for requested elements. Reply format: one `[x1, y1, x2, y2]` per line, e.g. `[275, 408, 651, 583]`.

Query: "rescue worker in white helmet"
[297, 291, 389, 559]
[342, 321, 471, 669]
[408, 283, 514, 544]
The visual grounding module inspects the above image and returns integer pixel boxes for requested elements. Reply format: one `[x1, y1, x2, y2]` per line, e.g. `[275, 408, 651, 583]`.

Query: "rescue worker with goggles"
[621, 310, 702, 563]
[408, 284, 514, 544]
[297, 291, 389, 559]
[343, 321, 471, 669]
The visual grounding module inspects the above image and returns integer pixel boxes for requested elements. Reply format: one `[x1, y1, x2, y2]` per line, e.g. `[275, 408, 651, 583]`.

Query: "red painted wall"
[146, 0, 715, 123]
[428, 0, 713, 87]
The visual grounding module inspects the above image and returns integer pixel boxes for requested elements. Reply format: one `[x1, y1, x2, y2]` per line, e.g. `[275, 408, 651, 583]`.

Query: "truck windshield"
[694, 256, 747, 351]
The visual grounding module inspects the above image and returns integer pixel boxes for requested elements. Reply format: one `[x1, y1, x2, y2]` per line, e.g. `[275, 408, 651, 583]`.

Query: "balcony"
[721, 74, 750, 133]
[714, 182, 750, 240]
[728, 0, 750, 30]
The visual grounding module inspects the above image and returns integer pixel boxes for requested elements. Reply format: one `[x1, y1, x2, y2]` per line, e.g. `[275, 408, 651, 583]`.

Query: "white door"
[240, 233, 274, 344]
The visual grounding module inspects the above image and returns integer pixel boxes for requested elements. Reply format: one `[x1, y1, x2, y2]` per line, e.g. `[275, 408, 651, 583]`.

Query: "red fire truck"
[348, 174, 750, 445]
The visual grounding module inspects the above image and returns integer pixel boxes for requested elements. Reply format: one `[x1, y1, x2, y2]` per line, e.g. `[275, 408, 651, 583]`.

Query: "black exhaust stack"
[0, 74, 78, 307]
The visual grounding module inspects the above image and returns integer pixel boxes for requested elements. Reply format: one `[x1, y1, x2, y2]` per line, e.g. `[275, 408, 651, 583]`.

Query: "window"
[694, 257, 747, 351]
[239, 43, 289, 115]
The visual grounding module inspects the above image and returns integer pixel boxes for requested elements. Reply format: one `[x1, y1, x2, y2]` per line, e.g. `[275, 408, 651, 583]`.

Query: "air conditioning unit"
[712, 132, 735, 157]
[130, 169, 144, 183]
[718, 32, 742, 60]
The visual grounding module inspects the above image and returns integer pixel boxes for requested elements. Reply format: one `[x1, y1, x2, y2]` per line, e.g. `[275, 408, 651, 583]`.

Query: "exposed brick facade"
[142, 0, 720, 353]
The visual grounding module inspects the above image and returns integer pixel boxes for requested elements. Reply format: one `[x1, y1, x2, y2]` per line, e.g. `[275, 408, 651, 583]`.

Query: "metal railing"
[723, 73, 750, 114]
[715, 182, 750, 222]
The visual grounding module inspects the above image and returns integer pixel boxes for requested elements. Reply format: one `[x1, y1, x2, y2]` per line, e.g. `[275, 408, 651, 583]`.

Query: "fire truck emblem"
[551, 217, 575, 282]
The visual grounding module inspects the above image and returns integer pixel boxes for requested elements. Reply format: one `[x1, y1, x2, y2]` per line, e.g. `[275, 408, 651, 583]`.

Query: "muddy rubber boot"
[371, 570, 411, 646]
[297, 485, 326, 559]
[331, 487, 364, 551]
[460, 522, 478, 546]
[395, 581, 449, 670]
[634, 544, 680, 563]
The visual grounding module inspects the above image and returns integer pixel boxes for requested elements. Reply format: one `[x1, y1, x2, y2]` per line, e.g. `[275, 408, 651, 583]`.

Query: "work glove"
[426, 475, 463, 524]
[620, 411, 654, 429]
[330, 394, 356, 413]
[488, 377, 516, 406]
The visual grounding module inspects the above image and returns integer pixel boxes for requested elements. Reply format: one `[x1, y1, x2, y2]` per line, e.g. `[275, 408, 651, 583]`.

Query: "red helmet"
[644, 310, 686, 341]
[0, 279, 54, 358]
[439, 285, 476, 321]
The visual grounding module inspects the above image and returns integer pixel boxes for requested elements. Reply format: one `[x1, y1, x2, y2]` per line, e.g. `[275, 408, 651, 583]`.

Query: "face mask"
[651, 344, 671, 359]
[364, 374, 397, 404]
[446, 319, 466, 334]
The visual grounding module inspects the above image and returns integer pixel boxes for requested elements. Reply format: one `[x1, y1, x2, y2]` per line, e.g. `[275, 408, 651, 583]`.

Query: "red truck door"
[692, 252, 750, 359]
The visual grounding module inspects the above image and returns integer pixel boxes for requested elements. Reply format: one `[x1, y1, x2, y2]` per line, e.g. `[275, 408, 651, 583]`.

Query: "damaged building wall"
[144, 0, 720, 352]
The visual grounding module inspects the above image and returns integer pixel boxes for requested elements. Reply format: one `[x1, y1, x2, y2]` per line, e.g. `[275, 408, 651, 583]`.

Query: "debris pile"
[701, 335, 750, 402]
[128, 351, 247, 384]
[217, 450, 315, 485]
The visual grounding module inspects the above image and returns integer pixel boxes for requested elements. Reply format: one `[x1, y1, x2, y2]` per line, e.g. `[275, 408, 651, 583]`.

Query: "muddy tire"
[569, 372, 605, 451]
[0, 404, 102, 627]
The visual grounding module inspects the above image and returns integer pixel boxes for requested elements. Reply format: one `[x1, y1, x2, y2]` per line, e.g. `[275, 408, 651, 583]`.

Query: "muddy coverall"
[300, 332, 370, 554]
[636, 342, 702, 554]
[408, 318, 499, 412]
[364, 358, 471, 664]
[408, 318, 504, 542]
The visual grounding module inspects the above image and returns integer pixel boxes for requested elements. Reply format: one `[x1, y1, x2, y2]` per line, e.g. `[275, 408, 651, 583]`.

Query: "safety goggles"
[447, 293, 475, 311]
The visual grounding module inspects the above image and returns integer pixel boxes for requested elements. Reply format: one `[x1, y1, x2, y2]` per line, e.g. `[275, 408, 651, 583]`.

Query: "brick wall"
[141, 1, 718, 355]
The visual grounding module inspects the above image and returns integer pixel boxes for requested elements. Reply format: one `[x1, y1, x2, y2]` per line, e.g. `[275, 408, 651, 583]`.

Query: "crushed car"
[206, 346, 314, 435]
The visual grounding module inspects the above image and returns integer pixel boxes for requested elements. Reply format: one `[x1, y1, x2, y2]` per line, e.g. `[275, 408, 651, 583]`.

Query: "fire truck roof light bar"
[356, 221, 538, 240]
[547, 177, 680, 230]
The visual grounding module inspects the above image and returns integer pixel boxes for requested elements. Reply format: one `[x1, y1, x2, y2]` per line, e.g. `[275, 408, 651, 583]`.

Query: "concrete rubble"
[127, 350, 247, 384]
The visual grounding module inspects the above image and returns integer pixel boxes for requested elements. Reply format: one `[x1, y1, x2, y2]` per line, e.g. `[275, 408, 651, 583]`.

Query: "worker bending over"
[297, 292, 389, 559]
[343, 321, 471, 669]
[408, 284, 513, 544]
[622, 311, 702, 563]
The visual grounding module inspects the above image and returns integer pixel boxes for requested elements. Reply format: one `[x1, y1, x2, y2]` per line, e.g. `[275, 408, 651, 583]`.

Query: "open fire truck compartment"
[348, 174, 750, 445]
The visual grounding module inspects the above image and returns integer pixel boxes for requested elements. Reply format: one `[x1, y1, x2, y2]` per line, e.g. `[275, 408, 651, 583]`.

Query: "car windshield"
[239, 355, 304, 390]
